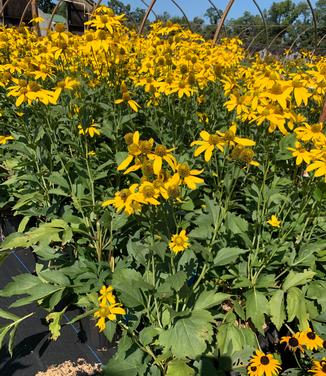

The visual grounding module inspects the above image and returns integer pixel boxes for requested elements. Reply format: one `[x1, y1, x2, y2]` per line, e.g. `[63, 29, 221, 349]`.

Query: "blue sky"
[112, 0, 317, 21]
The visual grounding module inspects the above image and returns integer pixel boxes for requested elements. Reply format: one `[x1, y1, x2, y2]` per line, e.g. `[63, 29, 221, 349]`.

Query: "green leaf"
[112, 268, 153, 308]
[37, 269, 71, 286]
[166, 359, 195, 376]
[10, 285, 64, 307]
[139, 327, 160, 346]
[214, 248, 248, 266]
[0, 274, 40, 297]
[194, 290, 231, 311]
[47, 172, 70, 190]
[103, 346, 145, 376]
[18, 216, 30, 233]
[103, 321, 117, 343]
[225, 213, 248, 234]
[159, 310, 213, 359]
[217, 323, 255, 357]
[0, 309, 19, 322]
[245, 289, 269, 333]
[46, 307, 67, 341]
[157, 271, 187, 299]
[282, 271, 315, 291]
[287, 287, 309, 330]
[269, 290, 286, 330]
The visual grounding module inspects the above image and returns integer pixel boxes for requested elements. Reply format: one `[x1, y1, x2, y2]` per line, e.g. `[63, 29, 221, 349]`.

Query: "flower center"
[250, 366, 257, 371]
[155, 145, 167, 157]
[142, 185, 155, 198]
[289, 337, 299, 347]
[167, 185, 180, 199]
[139, 140, 153, 154]
[311, 124, 322, 133]
[223, 130, 235, 142]
[55, 23, 65, 33]
[260, 356, 270, 365]
[271, 83, 283, 95]
[292, 80, 302, 88]
[174, 236, 184, 246]
[307, 332, 316, 340]
[209, 134, 221, 145]
[128, 143, 141, 156]
[321, 361, 326, 373]
[142, 161, 154, 176]
[100, 15, 109, 23]
[119, 189, 130, 201]
[179, 81, 186, 89]
[239, 149, 254, 163]
[178, 163, 190, 178]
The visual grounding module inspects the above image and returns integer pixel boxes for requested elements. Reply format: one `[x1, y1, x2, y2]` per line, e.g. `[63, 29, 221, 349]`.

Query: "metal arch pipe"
[208, 0, 227, 37]
[287, 26, 312, 53]
[0, 0, 15, 22]
[246, 28, 266, 52]
[170, 0, 192, 31]
[211, 0, 235, 46]
[252, 0, 269, 47]
[140, 0, 158, 20]
[139, 0, 156, 35]
[237, 26, 253, 38]
[306, 0, 317, 50]
[267, 24, 292, 50]
[312, 33, 326, 55]
[18, 0, 33, 27]
[46, 0, 65, 34]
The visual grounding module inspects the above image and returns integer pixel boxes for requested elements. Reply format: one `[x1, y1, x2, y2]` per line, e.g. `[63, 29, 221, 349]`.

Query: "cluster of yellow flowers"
[0, 7, 325, 186]
[102, 131, 204, 215]
[0, 6, 244, 110]
[94, 285, 126, 332]
[220, 53, 326, 181]
[248, 329, 326, 376]
[289, 122, 326, 181]
[280, 328, 324, 352]
[191, 123, 258, 165]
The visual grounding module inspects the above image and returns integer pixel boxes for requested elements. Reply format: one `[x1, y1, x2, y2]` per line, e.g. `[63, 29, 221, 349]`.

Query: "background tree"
[38, 0, 55, 13]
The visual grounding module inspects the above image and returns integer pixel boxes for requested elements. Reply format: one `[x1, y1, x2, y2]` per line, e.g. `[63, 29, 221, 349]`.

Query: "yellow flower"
[216, 124, 255, 148]
[280, 332, 304, 352]
[78, 122, 100, 137]
[267, 215, 281, 228]
[309, 358, 326, 376]
[248, 350, 281, 376]
[261, 81, 293, 110]
[288, 142, 311, 165]
[94, 302, 126, 332]
[0, 135, 14, 145]
[224, 93, 249, 115]
[147, 144, 176, 175]
[191, 131, 225, 162]
[299, 329, 323, 351]
[139, 182, 160, 206]
[290, 76, 311, 106]
[102, 184, 142, 215]
[306, 155, 326, 182]
[231, 146, 259, 167]
[117, 132, 154, 173]
[169, 230, 189, 254]
[295, 123, 324, 144]
[117, 131, 141, 171]
[172, 163, 204, 190]
[99, 285, 116, 305]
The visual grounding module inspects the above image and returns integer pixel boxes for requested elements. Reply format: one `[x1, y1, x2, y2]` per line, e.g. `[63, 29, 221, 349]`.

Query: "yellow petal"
[118, 155, 133, 171]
